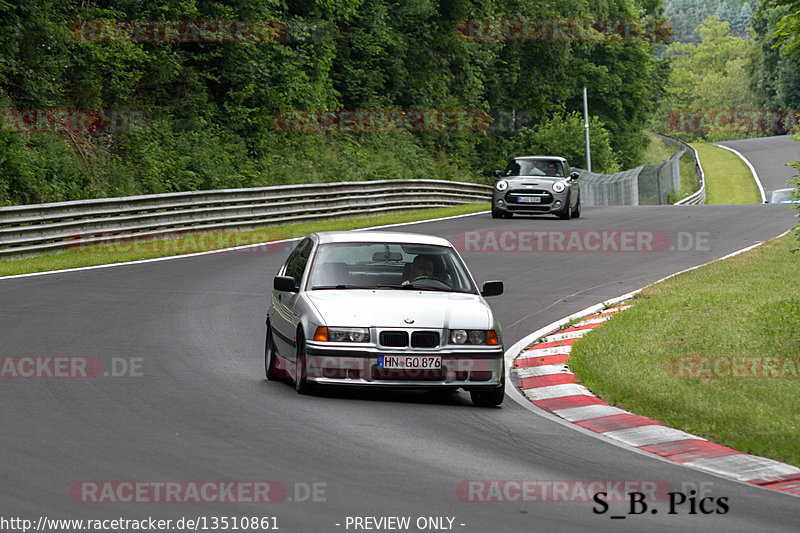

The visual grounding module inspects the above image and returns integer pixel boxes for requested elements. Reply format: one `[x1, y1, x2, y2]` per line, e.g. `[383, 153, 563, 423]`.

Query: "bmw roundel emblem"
[404, 318, 414, 324]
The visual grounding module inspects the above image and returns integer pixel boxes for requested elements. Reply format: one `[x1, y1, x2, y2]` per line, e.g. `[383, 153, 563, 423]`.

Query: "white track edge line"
[714, 143, 767, 203]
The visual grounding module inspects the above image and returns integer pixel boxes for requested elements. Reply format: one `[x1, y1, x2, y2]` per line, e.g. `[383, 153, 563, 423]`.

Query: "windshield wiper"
[311, 284, 371, 290]
[377, 283, 452, 292]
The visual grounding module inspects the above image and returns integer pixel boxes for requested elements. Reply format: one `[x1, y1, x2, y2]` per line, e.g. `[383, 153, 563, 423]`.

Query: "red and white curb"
[511, 301, 800, 498]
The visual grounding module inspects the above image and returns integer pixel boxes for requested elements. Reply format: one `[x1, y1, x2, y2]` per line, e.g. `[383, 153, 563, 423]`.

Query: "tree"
[657, 16, 761, 140]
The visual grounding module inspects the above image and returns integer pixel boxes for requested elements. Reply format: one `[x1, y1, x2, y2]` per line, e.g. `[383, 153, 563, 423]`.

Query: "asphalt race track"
[718, 135, 799, 195]
[1, 136, 798, 532]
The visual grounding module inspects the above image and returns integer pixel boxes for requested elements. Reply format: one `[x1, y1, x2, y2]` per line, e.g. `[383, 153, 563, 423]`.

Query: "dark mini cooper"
[491, 156, 581, 219]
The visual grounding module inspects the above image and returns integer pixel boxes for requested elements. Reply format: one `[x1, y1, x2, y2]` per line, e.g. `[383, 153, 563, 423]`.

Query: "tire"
[265, 323, 280, 381]
[572, 196, 581, 218]
[491, 209, 503, 219]
[557, 193, 572, 220]
[295, 331, 313, 395]
[470, 373, 505, 407]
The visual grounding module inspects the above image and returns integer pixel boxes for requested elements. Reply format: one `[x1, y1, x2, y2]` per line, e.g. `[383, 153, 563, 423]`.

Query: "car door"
[270, 237, 314, 359]
[565, 162, 579, 206]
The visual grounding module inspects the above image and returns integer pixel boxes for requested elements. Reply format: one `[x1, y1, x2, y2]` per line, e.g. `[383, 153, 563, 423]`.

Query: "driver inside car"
[401, 254, 436, 286]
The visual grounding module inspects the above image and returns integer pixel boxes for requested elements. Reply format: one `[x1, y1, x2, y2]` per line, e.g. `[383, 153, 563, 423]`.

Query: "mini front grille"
[506, 189, 554, 205]
[411, 331, 439, 348]
[380, 331, 409, 347]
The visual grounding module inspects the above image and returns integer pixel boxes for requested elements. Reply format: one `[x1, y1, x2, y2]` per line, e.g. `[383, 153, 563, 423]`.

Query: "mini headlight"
[496, 180, 508, 191]
[450, 329, 468, 344]
[553, 181, 566, 193]
[327, 327, 370, 343]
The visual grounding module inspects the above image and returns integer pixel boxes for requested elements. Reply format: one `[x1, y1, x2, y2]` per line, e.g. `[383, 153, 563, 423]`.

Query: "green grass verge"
[678, 152, 700, 201]
[643, 133, 700, 203]
[643, 133, 678, 164]
[570, 232, 800, 467]
[692, 143, 760, 204]
[0, 204, 489, 277]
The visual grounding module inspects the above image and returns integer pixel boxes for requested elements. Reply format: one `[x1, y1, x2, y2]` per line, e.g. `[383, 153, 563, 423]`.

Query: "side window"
[283, 238, 313, 287]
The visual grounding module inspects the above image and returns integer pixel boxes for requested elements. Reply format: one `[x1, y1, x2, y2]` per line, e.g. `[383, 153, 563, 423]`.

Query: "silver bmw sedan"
[265, 231, 505, 406]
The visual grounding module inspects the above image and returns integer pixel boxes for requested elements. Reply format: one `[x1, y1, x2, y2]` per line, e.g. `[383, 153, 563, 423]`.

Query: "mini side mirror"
[481, 280, 504, 297]
[494, 170, 502, 178]
[570, 171, 580, 180]
[274, 275, 298, 292]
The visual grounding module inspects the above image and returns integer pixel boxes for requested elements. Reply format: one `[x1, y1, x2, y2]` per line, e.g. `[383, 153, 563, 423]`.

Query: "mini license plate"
[517, 196, 541, 203]
[379, 355, 442, 370]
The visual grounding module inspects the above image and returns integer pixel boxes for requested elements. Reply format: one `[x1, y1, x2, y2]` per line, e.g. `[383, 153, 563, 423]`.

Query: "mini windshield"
[504, 159, 564, 177]
[308, 242, 477, 293]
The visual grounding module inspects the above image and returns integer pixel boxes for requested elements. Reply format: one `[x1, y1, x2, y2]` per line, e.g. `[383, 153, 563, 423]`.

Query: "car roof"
[312, 231, 453, 247]
[510, 156, 568, 163]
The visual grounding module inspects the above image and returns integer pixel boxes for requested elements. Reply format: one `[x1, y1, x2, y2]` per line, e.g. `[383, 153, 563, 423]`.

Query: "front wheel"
[470, 374, 505, 407]
[295, 331, 313, 395]
[491, 209, 503, 219]
[572, 196, 581, 218]
[265, 323, 280, 381]
[557, 193, 572, 220]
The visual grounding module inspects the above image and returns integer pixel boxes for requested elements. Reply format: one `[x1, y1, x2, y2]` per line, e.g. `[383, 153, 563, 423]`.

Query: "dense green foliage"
[769, 0, 800, 59]
[663, 0, 756, 42]
[654, 13, 800, 143]
[0, 0, 664, 205]
[751, 1, 800, 111]
[0, 0, 667, 205]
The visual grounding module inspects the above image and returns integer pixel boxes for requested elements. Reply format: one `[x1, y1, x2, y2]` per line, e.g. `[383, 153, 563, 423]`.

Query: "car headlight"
[496, 180, 508, 191]
[450, 329, 468, 344]
[449, 329, 499, 345]
[314, 327, 370, 343]
[552, 181, 566, 193]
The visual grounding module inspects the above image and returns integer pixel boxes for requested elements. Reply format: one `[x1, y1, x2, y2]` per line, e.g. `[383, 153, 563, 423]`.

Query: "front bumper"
[304, 342, 504, 389]
[492, 189, 568, 214]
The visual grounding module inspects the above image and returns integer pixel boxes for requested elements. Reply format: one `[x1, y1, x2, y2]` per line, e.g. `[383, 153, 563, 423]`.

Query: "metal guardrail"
[655, 133, 706, 205]
[0, 179, 491, 258]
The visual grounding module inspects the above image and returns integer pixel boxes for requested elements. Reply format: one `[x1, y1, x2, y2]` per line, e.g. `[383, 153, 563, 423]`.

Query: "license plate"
[379, 355, 442, 370]
[517, 196, 541, 203]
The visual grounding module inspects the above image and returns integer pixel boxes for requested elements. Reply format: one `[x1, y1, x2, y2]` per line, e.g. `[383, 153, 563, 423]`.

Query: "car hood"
[505, 176, 563, 186]
[307, 290, 493, 330]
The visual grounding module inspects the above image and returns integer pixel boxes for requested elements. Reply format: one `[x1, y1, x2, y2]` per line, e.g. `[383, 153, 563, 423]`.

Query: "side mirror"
[481, 280, 504, 297]
[274, 275, 298, 292]
[494, 170, 502, 178]
[569, 171, 580, 180]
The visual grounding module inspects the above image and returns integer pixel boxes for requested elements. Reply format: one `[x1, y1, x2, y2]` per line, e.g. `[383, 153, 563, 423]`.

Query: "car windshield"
[770, 190, 796, 203]
[504, 159, 564, 177]
[308, 242, 477, 293]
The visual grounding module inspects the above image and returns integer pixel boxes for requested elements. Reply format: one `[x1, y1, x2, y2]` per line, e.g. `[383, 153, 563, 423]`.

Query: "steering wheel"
[409, 275, 450, 289]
